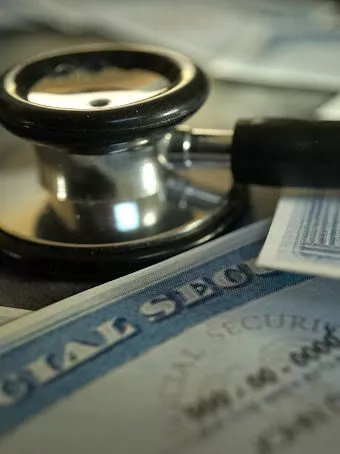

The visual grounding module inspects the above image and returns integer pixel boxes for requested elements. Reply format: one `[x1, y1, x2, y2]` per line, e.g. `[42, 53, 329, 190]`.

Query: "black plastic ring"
[0, 43, 209, 149]
[0, 186, 246, 280]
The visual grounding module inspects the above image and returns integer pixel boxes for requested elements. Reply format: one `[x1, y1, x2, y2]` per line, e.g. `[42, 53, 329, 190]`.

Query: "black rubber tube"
[231, 118, 340, 188]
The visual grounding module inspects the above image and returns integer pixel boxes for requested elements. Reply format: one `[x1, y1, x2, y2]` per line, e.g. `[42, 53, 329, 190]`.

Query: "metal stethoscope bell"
[0, 43, 245, 277]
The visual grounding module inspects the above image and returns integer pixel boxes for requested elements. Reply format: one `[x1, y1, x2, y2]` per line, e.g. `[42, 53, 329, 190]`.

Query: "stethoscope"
[0, 42, 337, 278]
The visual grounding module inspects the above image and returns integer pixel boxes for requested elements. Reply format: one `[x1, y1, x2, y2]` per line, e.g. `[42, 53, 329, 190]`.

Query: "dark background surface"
[0, 28, 335, 310]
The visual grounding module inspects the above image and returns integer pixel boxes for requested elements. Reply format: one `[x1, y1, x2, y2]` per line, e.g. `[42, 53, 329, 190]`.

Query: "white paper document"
[4, 0, 340, 89]
[2, 221, 340, 453]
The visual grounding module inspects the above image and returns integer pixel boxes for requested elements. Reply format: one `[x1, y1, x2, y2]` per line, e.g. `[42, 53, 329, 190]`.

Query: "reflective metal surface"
[0, 134, 233, 249]
[27, 66, 170, 109]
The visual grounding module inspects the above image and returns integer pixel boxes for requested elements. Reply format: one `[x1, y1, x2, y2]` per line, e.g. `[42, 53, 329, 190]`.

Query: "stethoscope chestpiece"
[0, 43, 245, 278]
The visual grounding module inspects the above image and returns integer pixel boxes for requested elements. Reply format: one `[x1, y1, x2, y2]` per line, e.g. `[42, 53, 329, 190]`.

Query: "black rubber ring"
[0, 43, 209, 149]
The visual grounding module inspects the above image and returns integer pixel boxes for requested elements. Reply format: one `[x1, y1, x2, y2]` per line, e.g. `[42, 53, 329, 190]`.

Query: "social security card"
[0, 307, 29, 327]
[259, 193, 340, 278]
[2, 220, 340, 454]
